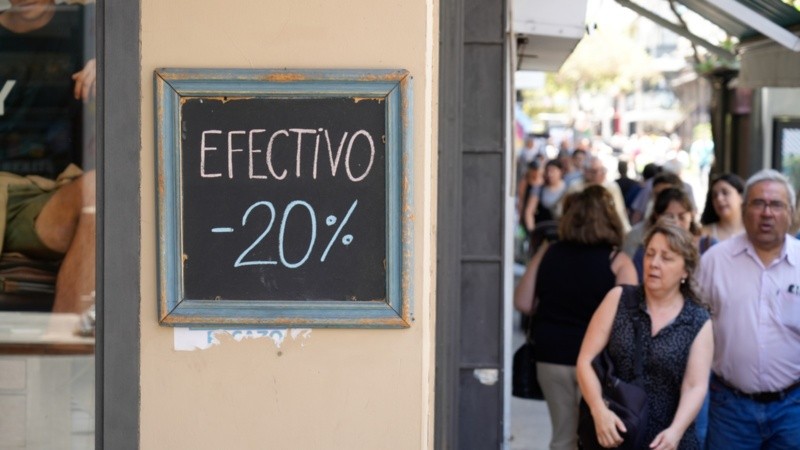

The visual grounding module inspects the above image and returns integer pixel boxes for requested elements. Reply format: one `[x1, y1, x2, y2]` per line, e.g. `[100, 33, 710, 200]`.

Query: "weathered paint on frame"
[155, 68, 413, 328]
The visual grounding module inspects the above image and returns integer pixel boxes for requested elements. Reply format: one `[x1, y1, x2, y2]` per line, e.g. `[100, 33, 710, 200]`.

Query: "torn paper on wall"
[174, 327, 312, 351]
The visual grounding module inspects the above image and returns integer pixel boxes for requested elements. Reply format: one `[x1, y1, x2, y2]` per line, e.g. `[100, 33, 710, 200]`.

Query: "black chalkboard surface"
[180, 97, 386, 301]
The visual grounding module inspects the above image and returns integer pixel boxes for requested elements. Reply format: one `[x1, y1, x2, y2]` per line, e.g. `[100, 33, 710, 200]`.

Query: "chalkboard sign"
[155, 69, 412, 327]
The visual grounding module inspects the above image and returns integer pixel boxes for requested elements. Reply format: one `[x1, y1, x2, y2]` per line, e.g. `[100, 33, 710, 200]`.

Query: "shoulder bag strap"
[632, 311, 644, 379]
[524, 314, 534, 344]
[620, 285, 645, 379]
[631, 286, 645, 379]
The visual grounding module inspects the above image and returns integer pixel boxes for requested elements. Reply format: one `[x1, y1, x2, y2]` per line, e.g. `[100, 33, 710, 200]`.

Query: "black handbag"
[512, 316, 544, 400]
[578, 286, 649, 450]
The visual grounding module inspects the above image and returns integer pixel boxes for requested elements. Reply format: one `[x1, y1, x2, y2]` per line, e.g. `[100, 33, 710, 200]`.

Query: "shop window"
[0, 0, 96, 447]
[773, 117, 800, 192]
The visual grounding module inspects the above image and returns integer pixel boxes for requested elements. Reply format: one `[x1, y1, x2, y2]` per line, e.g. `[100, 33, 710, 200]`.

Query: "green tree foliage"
[555, 27, 660, 93]
[694, 38, 739, 75]
[519, 27, 659, 119]
[783, 0, 800, 12]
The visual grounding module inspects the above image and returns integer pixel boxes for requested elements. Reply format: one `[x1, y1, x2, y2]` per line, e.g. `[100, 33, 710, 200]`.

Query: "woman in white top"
[523, 159, 566, 232]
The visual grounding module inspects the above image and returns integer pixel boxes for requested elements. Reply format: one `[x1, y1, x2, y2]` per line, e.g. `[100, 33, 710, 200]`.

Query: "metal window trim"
[96, 1, 141, 448]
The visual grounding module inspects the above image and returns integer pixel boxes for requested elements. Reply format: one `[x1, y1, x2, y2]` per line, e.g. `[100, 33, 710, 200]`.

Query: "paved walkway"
[510, 396, 551, 450]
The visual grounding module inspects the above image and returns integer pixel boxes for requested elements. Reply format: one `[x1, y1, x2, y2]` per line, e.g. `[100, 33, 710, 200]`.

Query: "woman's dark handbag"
[512, 316, 544, 400]
[577, 287, 649, 450]
[512, 339, 544, 400]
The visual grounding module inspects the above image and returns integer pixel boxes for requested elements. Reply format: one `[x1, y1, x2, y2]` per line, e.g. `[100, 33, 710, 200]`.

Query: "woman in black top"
[514, 185, 637, 450]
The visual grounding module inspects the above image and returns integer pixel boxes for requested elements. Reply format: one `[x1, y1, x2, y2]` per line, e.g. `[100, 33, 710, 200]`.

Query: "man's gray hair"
[744, 169, 797, 214]
[662, 158, 683, 175]
[583, 155, 605, 171]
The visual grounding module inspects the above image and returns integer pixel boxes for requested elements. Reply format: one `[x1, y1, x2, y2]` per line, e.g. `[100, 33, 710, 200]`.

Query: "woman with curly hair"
[578, 219, 713, 449]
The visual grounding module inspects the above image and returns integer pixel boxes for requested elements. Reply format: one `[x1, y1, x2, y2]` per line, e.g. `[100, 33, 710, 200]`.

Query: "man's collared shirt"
[698, 233, 800, 393]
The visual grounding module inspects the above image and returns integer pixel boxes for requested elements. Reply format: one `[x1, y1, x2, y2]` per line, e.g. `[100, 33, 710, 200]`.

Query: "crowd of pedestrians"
[514, 140, 800, 450]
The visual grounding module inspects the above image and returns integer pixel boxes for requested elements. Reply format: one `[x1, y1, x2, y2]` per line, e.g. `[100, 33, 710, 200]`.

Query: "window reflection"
[0, 0, 96, 314]
[0, 0, 96, 447]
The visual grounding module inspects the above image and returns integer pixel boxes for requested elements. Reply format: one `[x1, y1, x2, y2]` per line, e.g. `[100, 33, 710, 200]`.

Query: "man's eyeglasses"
[747, 199, 788, 213]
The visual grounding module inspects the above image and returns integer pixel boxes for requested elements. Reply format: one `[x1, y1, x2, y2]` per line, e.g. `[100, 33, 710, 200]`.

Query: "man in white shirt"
[698, 169, 800, 449]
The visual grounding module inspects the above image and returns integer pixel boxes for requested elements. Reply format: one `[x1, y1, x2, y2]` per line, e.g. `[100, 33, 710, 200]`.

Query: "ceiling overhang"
[512, 0, 589, 72]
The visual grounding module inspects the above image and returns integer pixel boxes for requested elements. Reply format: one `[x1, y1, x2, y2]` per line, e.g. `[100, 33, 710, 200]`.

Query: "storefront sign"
[155, 69, 412, 327]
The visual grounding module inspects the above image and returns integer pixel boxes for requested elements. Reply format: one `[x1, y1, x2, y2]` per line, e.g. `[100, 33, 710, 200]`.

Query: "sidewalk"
[510, 394, 551, 449]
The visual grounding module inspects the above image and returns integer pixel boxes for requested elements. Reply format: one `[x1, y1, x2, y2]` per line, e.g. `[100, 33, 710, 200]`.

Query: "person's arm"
[630, 184, 650, 225]
[72, 58, 97, 102]
[649, 320, 713, 450]
[512, 242, 548, 315]
[516, 179, 527, 214]
[576, 287, 626, 449]
[611, 251, 638, 285]
[630, 209, 644, 225]
[695, 253, 715, 313]
[523, 190, 539, 232]
[607, 184, 632, 233]
[621, 225, 641, 257]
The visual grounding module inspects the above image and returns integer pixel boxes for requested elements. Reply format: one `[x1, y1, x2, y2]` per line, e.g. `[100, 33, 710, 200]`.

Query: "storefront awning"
[615, 0, 800, 53]
[677, 0, 800, 50]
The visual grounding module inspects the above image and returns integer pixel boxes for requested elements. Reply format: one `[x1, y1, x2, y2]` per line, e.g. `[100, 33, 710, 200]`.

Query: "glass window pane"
[778, 126, 800, 191]
[0, 0, 96, 447]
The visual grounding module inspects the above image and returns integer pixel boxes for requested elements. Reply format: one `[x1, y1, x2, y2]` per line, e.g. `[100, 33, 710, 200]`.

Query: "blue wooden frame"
[155, 68, 413, 328]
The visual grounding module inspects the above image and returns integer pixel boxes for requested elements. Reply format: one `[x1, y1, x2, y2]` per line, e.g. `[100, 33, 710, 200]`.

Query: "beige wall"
[140, 1, 438, 448]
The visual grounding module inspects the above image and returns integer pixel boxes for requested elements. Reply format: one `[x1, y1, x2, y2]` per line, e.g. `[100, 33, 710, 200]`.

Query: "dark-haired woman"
[699, 173, 745, 251]
[577, 220, 713, 450]
[517, 160, 543, 230]
[514, 185, 636, 450]
[632, 188, 706, 283]
[523, 159, 566, 233]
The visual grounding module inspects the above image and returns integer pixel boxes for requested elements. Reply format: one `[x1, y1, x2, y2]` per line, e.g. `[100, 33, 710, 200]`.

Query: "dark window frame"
[772, 116, 800, 171]
[96, 1, 140, 448]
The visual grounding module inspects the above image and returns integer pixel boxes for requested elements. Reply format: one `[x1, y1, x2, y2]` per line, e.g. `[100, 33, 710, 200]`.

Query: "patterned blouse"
[607, 285, 710, 449]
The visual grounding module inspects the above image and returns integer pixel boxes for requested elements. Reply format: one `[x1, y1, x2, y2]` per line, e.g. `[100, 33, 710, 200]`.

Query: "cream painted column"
[140, 1, 437, 449]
